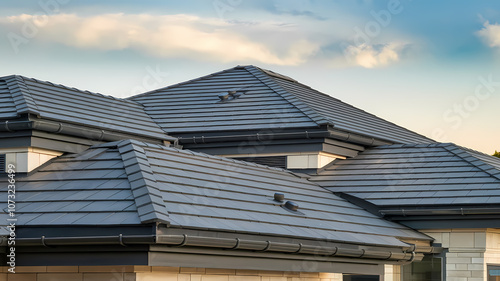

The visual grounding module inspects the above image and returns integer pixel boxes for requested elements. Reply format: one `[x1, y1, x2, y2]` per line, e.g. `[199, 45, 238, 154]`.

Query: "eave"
[3, 226, 436, 267]
[175, 125, 392, 147]
[0, 116, 177, 145]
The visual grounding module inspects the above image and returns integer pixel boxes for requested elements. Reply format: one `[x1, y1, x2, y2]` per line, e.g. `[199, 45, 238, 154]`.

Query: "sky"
[0, 0, 499, 154]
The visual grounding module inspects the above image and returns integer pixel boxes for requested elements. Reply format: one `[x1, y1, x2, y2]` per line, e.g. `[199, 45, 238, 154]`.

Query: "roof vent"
[218, 93, 230, 101]
[218, 90, 245, 102]
[274, 192, 285, 202]
[228, 90, 243, 99]
[284, 201, 299, 211]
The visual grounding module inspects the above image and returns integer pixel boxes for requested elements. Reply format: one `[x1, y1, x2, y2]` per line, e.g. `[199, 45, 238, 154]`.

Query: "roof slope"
[130, 65, 433, 144]
[130, 66, 317, 133]
[5, 139, 429, 247]
[8, 147, 142, 225]
[0, 75, 168, 140]
[256, 66, 433, 144]
[312, 143, 500, 207]
[0, 79, 17, 119]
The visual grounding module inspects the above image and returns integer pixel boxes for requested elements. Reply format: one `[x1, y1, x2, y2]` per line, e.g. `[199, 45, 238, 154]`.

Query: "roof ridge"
[128, 65, 249, 100]
[3, 75, 42, 116]
[440, 143, 500, 181]
[148, 141, 294, 174]
[244, 66, 328, 126]
[124, 140, 334, 191]
[255, 68, 435, 144]
[112, 139, 295, 175]
[18, 76, 144, 107]
[116, 139, 170, 224]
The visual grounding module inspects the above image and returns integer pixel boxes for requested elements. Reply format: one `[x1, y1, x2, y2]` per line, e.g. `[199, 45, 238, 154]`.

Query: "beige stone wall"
[384, 265, 401, 281]
[0, 266, 343, 281]
[423, 228, 500, 281]
[485, 230, 500, 281]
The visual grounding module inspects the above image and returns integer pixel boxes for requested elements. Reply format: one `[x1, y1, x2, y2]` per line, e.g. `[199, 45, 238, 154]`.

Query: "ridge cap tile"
[442, 144, 500, 181]
[117, 141, 170, 224]
[244, 65, 328, 126]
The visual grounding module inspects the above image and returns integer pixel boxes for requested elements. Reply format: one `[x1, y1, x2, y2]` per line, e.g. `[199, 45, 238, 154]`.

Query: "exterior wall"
[485, 230, 500, 280]
[2, 147, 62, 173]
[287, 153, 340, 169]
[423, 229, 500, 281]
[220, 151, 345, 169]
[0, 266, 343, 281]
[384, 265, 401, 281]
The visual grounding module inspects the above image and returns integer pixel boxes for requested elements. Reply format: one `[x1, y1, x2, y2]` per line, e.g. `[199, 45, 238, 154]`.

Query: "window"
[0, 154, 5, 174]
[343, 275, 379, 281]
[488, 265, 500, 281]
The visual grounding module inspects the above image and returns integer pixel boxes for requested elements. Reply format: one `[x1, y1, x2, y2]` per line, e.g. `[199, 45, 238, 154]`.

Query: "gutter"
[327, 130, 390, 146]
[0, 119, 177, 143]
[381, 207, 500, 217]
[177, 129, 391, 147]
[8, 234, 424, 262]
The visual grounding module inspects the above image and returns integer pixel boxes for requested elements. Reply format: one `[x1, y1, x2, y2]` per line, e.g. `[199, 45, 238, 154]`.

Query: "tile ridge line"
[117, 139, 170, 224]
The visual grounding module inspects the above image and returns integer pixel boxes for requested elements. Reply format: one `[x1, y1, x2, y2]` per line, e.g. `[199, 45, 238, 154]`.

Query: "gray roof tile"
[0, 75, 171, 141]
[0, 78, 18, 118]
[11, 139, 429, 248]
[130, 65, 433, 144]
[313, 143, 500, 208]
[130, 67, 318, 134]
[14, 147, 139, 225]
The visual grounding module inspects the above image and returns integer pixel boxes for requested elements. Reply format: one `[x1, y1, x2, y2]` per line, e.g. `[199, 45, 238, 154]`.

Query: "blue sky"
[0, 0, 499, 154]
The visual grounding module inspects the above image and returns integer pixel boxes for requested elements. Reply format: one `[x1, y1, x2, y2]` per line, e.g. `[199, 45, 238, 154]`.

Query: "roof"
[9, 146, 142, 225]
[129, 66, 318, 133]
[5, 139, 429, 247]
[311, 143, 500, 208]
[130, 65, 433, 144]
[0, 75, 168, 140]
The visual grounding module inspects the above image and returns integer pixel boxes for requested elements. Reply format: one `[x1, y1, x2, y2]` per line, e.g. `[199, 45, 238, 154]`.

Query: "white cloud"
[477, 21, 500, 48]
[343, 43, 403, 68]
[0, 13, 319, 65]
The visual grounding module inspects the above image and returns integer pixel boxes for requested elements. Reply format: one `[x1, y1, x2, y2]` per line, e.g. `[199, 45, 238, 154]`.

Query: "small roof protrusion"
[284, 201, 299, 211]
[274, 192, 285, 202]
[218, 93, 229, 101]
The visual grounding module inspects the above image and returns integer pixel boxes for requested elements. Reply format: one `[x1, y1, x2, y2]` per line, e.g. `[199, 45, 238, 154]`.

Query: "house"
[0, 66, 497, 281]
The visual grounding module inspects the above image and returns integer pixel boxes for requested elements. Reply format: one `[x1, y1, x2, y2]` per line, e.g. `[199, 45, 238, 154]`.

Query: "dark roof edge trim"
[156, 234, 420, 262]
[328, 128, 392, 146]
[0, 119, 177, 143]
[176, 128, 390, 147]
[7, 233, 430, 262]
[177, 130, 330, 144]
[381, 207, 500, 217]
